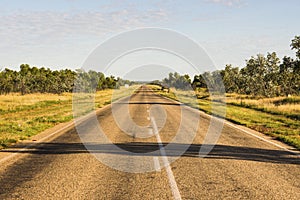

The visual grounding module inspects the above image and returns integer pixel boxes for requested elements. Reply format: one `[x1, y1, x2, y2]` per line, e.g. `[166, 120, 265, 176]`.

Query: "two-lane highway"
[0, 86, 299, 199]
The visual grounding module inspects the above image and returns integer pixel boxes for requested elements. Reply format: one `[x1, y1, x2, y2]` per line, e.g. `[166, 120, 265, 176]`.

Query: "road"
[0, 86, 299, 199]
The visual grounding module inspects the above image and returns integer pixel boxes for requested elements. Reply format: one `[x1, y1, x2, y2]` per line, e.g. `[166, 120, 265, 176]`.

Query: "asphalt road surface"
[0, 86, 299, 199]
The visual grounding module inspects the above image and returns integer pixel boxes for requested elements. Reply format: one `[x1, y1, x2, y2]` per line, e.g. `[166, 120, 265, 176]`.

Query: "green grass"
[0, 85, 140, 149]
[149, 85, 300, 150]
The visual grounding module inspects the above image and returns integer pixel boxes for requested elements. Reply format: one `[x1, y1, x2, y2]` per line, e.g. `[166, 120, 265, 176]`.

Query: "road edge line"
[153, 90, 300, 156]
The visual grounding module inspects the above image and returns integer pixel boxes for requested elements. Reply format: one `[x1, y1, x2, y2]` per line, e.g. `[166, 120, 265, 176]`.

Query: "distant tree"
[290, 36, 300, 95]
[192, 75, 207, 90]
[279, 56, 296, 96]
[239, 53, 280, 97]
[291, 35, 300, 59]
[222, 65, 240, 93]
[162, 72, 191, 89]
[188, 36, 300, 97]
[264, 52, 280, 96]
[19, 64, 31, 95]
[97, 72, 106, 90]
[0, 65, 132, 95]
[0, 68, 15, 94]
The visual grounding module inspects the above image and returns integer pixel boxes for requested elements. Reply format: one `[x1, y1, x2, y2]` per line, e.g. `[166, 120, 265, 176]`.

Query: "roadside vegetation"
[0, 64, 136, 148]
[0, 35, 299, 150]
[154, 36, 300, 98]
[0, 86, 139, 149]
[149, 36, 300, 150]
[150, 86, 300, 150]
[0, 64, 134, 95]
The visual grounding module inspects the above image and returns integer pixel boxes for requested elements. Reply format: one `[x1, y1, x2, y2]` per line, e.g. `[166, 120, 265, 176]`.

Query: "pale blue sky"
[0, 0, 299, 77]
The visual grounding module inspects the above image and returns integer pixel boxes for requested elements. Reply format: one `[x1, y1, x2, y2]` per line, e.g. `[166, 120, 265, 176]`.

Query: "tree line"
[0, 64, 132, 95]
[163, 36, 300, 97]
[1, 36, 299, 97]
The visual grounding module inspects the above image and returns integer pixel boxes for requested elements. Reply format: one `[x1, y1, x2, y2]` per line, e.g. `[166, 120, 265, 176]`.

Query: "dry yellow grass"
[0, 85, 140, 111]
[0, 93, 72, 111]
[0, 85, 140, 148]
[149, 85, 300, 149]
[225, 95, 300, 117]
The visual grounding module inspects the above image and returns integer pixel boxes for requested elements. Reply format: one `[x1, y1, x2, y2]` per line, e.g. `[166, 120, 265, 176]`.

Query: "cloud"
[0, 4, 170, 68]
[205, 0, 244, 7]
[0, 8, 169, 48]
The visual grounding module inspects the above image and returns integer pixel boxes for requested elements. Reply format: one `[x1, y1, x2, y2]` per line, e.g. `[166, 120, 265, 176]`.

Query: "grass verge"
[149, 85, 300, 150]
[0, 85, 139, 149]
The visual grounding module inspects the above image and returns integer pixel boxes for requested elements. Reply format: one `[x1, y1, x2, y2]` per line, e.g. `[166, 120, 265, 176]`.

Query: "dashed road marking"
[153, 156, 161, 172]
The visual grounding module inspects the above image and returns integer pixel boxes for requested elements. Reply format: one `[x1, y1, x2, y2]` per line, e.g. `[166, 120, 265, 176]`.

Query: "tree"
[188, 36, 300, 97]
[0, 68, 15, 94]
[239, 53, 280, 97]
[192, 75, 207, 90]
[19, 64, 30, 95]
[162, 72, 191, 90]
[291, 35, 300, 59]
[222, 65, 240, 93]
[264, 52, 280, 96]
[279, 56, 295, 96]
[0, 65, 132, 95]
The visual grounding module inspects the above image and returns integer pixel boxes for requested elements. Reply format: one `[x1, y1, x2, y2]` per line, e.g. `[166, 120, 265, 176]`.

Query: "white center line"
[153, 156, 161, 172]
[151, 117, 182, 200]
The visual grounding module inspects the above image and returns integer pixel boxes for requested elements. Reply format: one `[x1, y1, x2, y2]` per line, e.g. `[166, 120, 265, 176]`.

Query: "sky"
[0, 0, 299, 80]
